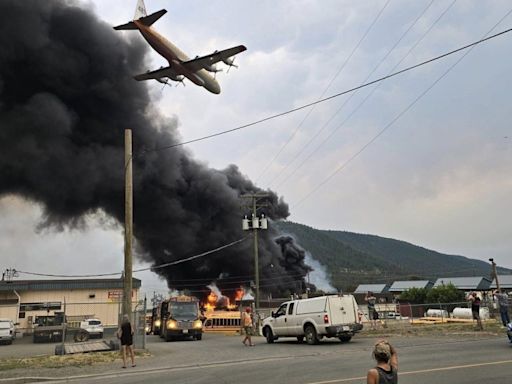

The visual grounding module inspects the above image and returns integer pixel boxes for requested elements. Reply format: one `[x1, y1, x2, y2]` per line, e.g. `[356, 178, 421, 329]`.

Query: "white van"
[0, 319, 16, 345]
[262, 294, 362, 345]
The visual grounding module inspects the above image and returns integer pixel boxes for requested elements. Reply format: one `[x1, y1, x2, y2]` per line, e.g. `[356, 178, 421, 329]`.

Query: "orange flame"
[204, 292, 218, 311]
[203, 286, 246, 312]
[235, 288, 244, 301]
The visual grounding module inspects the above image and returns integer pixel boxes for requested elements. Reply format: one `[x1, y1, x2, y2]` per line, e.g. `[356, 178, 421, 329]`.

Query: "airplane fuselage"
[134, 21, 221, 94]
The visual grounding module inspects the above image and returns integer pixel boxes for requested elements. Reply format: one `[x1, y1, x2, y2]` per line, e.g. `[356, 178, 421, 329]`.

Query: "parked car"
[262, 294, 363, 345]
[0, 319, 16, 345]
[80, 318, 104, 338]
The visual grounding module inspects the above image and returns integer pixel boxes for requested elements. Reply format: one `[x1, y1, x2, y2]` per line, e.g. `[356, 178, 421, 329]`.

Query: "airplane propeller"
[155, 77, 170, 91]
[155, 76, 185, 91]
[170, 74, 185, 88]
[223, 57, 238, 73]
[203, 63, 223, 79]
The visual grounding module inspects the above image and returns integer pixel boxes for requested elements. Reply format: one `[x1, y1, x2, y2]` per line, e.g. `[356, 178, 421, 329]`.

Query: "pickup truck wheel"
[264, 327, 274, 344]
[339, 335, 352, 343]
[296, 336, 304, 343]
[304, 325, 319, 345]
[195, 334, 202, 341]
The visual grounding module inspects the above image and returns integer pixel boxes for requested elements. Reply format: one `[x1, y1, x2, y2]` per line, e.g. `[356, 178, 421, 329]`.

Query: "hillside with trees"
[275, 221, 511, 291]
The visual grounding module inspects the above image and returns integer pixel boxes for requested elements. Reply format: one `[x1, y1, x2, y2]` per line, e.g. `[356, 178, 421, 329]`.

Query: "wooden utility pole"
[241, 192, 269, 312]
[252, 196, 260, 312]
[490, 258, 500, 291]
[123, 129, 133, 318]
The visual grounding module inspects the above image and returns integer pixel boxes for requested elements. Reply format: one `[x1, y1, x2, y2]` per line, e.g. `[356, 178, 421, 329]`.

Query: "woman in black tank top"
[366, 340, 398, 384]
[117, 314, 136, 368]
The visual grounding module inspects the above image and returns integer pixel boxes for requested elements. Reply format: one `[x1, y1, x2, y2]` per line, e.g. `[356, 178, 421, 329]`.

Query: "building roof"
[388, 280, 433, 292]
[490, 275, 512, 289]
[354, 284, 389, 294]
[0, 278, 141, 292]
[433, 277, 491, 291]
[241, 292, 254, 301]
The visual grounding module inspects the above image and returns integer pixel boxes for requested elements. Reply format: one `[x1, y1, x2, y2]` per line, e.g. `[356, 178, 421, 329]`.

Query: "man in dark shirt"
[469, 292, 483, 331]
[494, 289, 510, 326]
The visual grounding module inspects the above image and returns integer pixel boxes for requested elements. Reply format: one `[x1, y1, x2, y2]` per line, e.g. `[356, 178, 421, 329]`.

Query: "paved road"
[28, 332, 512, 384]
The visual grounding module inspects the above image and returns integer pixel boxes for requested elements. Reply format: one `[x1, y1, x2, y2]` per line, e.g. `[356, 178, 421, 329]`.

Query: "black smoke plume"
[0, 0, 311, 296]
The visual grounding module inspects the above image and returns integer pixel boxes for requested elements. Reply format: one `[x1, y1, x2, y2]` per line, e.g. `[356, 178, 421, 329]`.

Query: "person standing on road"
[469, 292, 483, 331]
[366, 339, 398, 384]
[117, 314, 136, 368]
[494, 289, 510, 326]
[241, 307, 255, 346]
[365, 292, 379, 330]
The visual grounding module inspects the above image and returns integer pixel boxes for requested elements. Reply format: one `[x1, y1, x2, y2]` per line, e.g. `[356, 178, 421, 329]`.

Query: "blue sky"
[1, 0, 511, 295]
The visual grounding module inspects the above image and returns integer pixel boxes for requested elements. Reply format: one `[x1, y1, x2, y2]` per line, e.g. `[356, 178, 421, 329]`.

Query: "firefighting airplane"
[114, 0, 247, 94]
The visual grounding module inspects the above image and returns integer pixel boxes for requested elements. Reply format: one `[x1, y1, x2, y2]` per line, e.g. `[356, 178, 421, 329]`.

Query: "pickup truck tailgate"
[328, 296, 358, 325]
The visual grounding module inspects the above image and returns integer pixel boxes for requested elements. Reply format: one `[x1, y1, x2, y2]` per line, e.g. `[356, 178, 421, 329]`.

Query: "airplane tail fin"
[113, 9, 167, 30]
[134, 0, 147, 20]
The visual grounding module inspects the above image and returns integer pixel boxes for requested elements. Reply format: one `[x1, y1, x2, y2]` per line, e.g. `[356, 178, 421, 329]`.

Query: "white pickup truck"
[262, 294, 362, 345]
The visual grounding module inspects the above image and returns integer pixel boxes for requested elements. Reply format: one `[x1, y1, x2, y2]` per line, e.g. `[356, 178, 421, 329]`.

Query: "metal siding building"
[433, 277, 491, 291]
[490, 275, 512, 290]
[0, 278, 142, 330]
[354, 284, 389, 294]
[0, 279, 141, 292]
[388, 280, 433, 293]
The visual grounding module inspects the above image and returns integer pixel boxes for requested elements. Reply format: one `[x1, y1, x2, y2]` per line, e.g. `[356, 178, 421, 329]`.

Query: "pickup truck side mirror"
[271, 311, 275, 318]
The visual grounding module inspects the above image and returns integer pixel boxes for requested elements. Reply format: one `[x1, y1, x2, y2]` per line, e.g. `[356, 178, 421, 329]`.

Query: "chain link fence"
[358, 299, 505, 326]
[0, 300, 147, 350]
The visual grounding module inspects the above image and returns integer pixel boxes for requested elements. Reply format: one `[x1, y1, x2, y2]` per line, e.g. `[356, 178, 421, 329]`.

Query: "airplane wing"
[133, 66, 176, 81]
[181, 45, 247, 72]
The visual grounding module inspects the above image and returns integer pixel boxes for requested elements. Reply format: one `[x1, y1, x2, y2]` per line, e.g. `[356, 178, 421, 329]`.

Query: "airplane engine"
[203, 64, 222, 73]
[222, 57, 238, 68]
[169, 74, 185, 82]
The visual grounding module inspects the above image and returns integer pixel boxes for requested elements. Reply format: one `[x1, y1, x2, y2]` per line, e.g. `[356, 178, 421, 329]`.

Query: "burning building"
[203, 284, 245, 312]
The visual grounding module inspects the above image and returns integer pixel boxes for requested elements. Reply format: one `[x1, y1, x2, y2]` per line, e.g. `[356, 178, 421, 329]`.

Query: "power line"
[168, 272, 307, 288]
[16, 236, 249, 279]
[255, 0, 391, 184]
[154, 272, 264, 282]
[293, 9, 512, 208]
[272, 0, 441, 189]
[140, 26, 512, 154]
[179, 280, 308, 294]
[138, 237, 249, 272]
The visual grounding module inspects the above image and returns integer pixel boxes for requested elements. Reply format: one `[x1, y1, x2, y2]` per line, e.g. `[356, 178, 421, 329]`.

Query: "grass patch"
[0, 350, 150, 371]
[359, 319, 504, 338]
